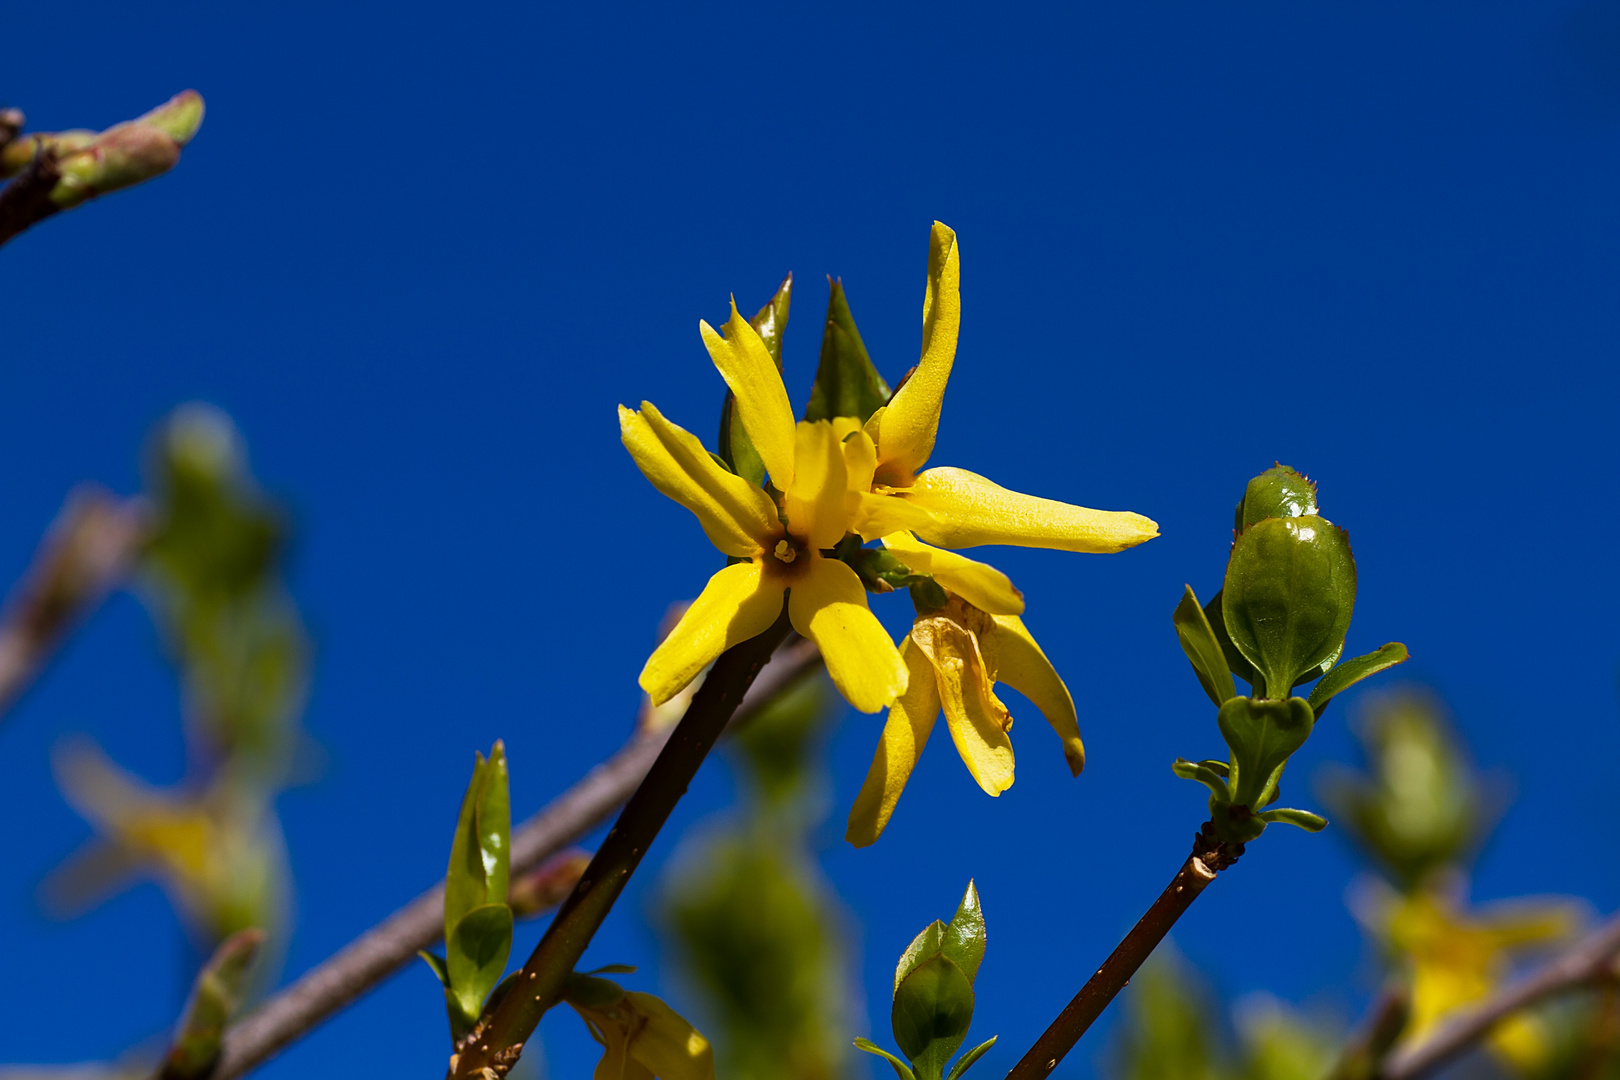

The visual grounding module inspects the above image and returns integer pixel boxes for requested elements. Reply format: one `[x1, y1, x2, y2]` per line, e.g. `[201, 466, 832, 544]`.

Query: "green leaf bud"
[1234, 464, 1318, 534]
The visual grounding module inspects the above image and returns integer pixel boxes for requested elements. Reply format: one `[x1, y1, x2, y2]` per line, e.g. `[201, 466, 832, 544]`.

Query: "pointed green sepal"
[1259, 807, 1329, 832]
[418, 950, 451, 988]
[1173, 585, 1238, 705]
[856, 1037, 920, 1080]
[1307, 642, 1410, 717]
[806, 277, 891, 422]
[945, 1036, 999, 1080]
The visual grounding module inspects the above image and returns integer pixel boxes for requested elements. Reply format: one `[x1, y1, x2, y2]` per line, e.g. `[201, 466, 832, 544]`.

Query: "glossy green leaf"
[895, 920, 945, 995]
[806, 277, 892, 423]
[892, 953, 976, 1080]
[476, 741, 511, 905]
[1171, 758, 1231, 802]
[1223, 516, 1357, 699]
[1234, 464, 1318, 534]
[941, 881, 986, 987]
[1203, 590, 1259, 689]
[1173, 585, 1238, 705]
[418, 950, 450, 988]
[1260, 807, 1328, 831]
[944, 1036, 998, 1080]
[1216, 696, 1316, 810]
[855, 1037, 919, 1080]
[714, 277, 791, 486]
[1308, 642, 1410, 717]
[563, 972, 627, 1010]
[445, 751, 490, 941]
[446, 902, 514, 1023]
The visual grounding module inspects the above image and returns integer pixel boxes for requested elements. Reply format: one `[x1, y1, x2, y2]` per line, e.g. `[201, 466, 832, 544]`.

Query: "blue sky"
[3, 2, 1619, 1076]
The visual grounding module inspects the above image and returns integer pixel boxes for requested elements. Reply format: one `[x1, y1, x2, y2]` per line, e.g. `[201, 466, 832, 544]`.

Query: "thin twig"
[207, 633, 820, 1080]
[1004, 825, 1247, 1080]
[0, 147, 62, 248]
[1381, 910, 1620, 1080]
[0, 487, 148, 721]
[447, 609, 797, 1079]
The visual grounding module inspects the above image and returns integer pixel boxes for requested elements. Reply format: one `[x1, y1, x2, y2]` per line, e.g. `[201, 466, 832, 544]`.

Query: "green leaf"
[1308, 643, 1410, 717]
[477, 741, 511, 905]
[1196, 759, 1230, 778]
[418, 950, 450, 988]
[855, 1037, 919, 1080]
[1216, 696, 1316, 810]
[945, 1036, 998, 1080]
[445, 751, 490, 941]
[895, 920, 945, 995]
[1260, 807, 1328, 831]
[1203, 590, 1259, 689]
[1173, 585, 1238, 705]
[160, 927, 264, 1079]
[1171, 758, 1231, 802]
[941, 881, 986, 987]
[446, 903, 514, 1023]
[805, 277, 892, 423]
[583, 963, 639, 975]
[892, 953, 976, 1080]
[1223, 516, 1357, 699]
[1234, 464, 1318, 534]
[562, 972, 627, 1010]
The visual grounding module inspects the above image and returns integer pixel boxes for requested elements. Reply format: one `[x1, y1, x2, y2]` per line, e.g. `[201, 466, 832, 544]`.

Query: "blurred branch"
[0, 147, 64, 247]
[1382, 910, 1620, 1079]
[0, 487, 147, 722]
[1327, 987, 1409, 1080]
[208, 635, 822, 1080]
[1005, 825, 1248, 1080]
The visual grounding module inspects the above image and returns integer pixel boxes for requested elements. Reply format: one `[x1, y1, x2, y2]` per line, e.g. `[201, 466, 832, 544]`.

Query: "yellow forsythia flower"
[567, 982, 716, 1080]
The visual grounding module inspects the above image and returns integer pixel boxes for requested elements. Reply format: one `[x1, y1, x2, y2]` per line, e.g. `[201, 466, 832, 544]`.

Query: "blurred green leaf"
[1223, 516, 1357, 700]
[1175, 585, 1238, 706]
[446, 903, 514, 1025]
[806, 278, 891, 423]
[160, 927, 264, 1080]
[941, 881, 985, 988]
[1307, 643, 1409, 717]
[892, 953, 975, 1080]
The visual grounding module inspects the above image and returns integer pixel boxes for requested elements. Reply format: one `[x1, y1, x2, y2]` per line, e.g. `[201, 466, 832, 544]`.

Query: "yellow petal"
[912, 615, 1015, 796]
[787, 557, 907, 713]
[699, 300, 797, 490]
[782, 421, 850, 550]
[985, 615, 1084, 775]
[639, 561, 786, 706]
[619, 403, 778, 558]
[904, 466, 1160, 553]
[625, 992, 717, 1080]
[876, 222, 960, 485]
[881, 532, 1024, 615]
[845, 638, 941, 847]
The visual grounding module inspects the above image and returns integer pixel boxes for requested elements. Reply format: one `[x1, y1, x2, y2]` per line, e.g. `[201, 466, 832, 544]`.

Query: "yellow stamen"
[773, 538, 797, 564]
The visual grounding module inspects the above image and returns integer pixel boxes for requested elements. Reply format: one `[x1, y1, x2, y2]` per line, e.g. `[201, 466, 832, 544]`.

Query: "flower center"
[773, 538, 797, 564]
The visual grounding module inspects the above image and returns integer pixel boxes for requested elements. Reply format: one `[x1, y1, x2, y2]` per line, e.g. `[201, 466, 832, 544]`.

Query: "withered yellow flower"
[565, 977, 715, 1080]
[846, 542, 1083, 847]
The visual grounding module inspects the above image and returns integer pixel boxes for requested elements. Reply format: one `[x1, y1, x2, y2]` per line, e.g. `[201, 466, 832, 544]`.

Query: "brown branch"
[0, 487, 148, 721]
[1004, 825, 1247, 1080]
[0, 147, 63, 248]
[447, 608, 797, 1078]
[1381, 910, 1620, 1080]
[207, 634, 821, 1080]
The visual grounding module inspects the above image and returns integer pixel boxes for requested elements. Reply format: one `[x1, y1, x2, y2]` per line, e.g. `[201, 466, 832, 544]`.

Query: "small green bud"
[1235, 464, 1318, 534]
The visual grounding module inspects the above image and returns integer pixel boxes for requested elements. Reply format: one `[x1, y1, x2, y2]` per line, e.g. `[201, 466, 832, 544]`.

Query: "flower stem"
[1004, 825, 1246, 1080]
[447, 607, 795, 1079]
